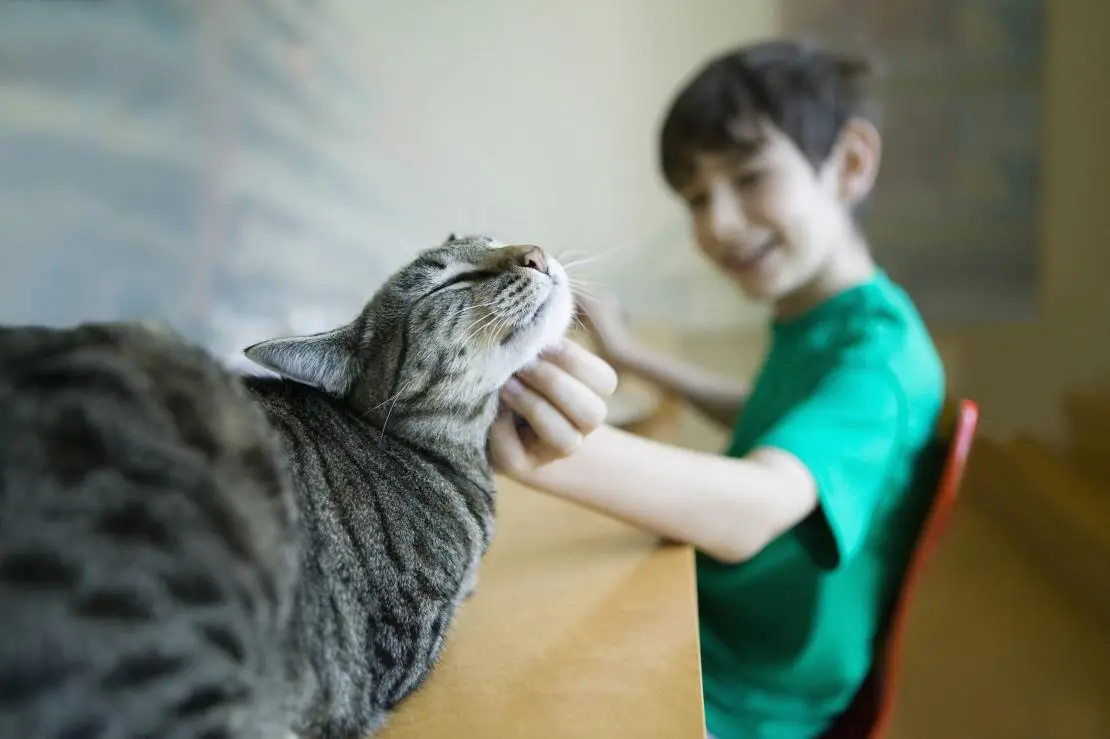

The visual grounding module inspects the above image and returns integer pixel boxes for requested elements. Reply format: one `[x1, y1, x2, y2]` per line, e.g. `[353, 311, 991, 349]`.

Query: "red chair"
[820, 398, 980, 739]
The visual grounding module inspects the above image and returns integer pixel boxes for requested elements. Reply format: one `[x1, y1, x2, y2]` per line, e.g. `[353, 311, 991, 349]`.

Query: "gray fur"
[0, 235, 574, 738]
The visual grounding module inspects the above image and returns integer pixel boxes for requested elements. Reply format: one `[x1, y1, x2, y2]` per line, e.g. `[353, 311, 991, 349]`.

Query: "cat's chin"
[484, 280, 574, 391]
[514, 277, 575, 364]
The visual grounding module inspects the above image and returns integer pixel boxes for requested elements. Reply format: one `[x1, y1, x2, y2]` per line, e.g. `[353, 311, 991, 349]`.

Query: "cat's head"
[243, 234, 574, 427]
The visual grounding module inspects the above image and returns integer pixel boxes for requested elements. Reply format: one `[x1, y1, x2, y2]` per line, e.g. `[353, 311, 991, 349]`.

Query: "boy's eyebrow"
[727, 116, 769, 150]
[714, 147, 768, 173]
[720, 150, 758, 167]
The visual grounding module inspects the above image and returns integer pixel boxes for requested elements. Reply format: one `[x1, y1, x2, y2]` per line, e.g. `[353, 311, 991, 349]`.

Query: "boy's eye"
[732, 171, 764, 190]
[685, 193, 709, 211]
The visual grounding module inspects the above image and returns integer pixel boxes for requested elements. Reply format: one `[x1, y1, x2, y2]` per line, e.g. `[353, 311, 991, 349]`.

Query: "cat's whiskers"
[377, 380, 411, 445]
[355, 382, 414, 431]
[447, 299, 507, 344]
[442, 303, 485, 325]
[435, 295, 501, 329]
[481, 306, 518, 356]
[560, 253, 613, 297]
[553, 239, 626, 267]
[475, 313, 514, 357]
[569, 281, 604, 300]
[566, 272, 604, 284]
[559, 255, 607, 272]
[552, 248, 591, 265]
[451, 297, 501, 316]
[460, 313, 500, 347]
[562, 261, 607, 281]
[477, 292, 529, 357]
[461, 304, 512, 347]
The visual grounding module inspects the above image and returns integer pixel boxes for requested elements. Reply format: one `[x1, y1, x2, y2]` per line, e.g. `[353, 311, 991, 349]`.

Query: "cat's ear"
[243, 325, 359, 395]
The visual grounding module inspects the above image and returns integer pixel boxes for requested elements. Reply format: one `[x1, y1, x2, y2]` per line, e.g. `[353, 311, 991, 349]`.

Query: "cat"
[0, 234, 575, 739]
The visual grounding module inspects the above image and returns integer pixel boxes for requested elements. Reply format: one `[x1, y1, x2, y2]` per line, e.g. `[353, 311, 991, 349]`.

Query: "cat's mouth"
[498, 263, 574, 353]
[500, 288, 555, 346]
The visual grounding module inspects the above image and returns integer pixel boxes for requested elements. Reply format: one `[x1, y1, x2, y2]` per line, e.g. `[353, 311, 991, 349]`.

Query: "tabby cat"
[0, 234, 574, 738]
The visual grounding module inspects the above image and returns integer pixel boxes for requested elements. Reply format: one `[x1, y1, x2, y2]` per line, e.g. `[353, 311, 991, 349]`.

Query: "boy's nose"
[709, 192, 749, 241]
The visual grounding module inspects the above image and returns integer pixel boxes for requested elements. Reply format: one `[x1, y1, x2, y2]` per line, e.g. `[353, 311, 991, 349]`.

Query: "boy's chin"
[732, 273, 785, 303]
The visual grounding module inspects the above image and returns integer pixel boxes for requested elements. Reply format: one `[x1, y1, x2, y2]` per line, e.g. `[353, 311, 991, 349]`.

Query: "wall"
[938, 0, 1110, 440]
[346, 0, 781, 333]
[781, 0, 1044, 326]
[0, 0, 780, 367]
[7, 0, 1098, 441]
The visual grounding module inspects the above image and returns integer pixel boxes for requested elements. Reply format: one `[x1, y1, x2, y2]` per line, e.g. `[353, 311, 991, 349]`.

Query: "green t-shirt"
[698, 271, 945, 739]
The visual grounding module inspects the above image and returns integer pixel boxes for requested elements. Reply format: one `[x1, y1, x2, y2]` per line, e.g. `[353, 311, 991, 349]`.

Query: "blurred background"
[1, 1, 1108, 737]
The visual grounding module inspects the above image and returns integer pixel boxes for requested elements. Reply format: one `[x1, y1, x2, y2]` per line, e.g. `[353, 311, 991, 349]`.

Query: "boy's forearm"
[511, 425, 817, 563]
[615, 344, 747, 428]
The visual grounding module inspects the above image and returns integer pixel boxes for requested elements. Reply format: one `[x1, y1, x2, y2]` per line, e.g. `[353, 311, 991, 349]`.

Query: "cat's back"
[241, 375, 497, 735]
[0, 322, 283, 474]
[0, 322, 299, 739]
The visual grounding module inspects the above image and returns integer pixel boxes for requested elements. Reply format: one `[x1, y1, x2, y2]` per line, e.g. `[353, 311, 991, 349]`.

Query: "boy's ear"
[832, 118, 882, 208]
[243, 323, 360, 396]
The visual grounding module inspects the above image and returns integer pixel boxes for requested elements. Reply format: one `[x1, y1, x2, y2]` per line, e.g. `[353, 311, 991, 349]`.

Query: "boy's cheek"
[690, 221, 720, 259]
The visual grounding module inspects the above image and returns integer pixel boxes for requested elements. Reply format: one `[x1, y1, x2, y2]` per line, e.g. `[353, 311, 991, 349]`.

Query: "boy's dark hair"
[659, 39, 878, 190]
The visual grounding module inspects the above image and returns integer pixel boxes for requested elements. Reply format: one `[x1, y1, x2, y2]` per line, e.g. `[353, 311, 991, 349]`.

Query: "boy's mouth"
[726, 238, 776, 272]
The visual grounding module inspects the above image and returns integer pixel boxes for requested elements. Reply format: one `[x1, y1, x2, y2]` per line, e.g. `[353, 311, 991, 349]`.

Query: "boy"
[489, 39, 945, 739]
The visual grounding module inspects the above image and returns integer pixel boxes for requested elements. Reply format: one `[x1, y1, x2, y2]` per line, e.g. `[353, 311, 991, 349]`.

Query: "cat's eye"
[448, 269, 499, 286]
[434, 269, 500, 293]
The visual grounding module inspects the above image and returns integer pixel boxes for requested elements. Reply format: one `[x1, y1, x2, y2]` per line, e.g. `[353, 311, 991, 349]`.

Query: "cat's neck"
[374, 395, 500, 470]
[243, 375, 499, 475]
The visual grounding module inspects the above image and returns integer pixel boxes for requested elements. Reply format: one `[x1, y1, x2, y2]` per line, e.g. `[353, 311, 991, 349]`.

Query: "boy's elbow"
[703, 533, 769, 564]
[693, 468, 815, 563]
[701, 514, 794, 563]
[705, 546, 750, 565]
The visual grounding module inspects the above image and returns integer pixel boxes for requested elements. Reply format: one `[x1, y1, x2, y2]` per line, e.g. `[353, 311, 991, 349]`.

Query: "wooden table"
[380, 478, 705, 738]
[382, 328, 704, 737]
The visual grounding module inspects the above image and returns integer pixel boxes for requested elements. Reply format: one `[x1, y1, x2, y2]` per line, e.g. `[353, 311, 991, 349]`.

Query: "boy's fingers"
[488, 407, 528, 473]
[515, 361, 608, 432]
[500, 378, 583, 457]
[541, 340, 619, 397]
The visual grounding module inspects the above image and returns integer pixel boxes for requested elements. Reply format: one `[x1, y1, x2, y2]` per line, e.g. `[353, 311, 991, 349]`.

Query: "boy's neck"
[772, 233, 877, 320]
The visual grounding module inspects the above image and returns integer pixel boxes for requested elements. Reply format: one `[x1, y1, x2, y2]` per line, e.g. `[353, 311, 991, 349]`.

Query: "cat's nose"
[515, 246, 549, 275]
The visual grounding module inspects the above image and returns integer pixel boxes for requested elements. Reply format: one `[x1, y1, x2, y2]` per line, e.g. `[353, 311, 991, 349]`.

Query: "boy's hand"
[575, 292, 636, 367]
[489, 341, 618, 477]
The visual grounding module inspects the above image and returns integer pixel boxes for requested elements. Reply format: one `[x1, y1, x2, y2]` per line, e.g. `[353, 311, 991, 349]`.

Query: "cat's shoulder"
[0, 320, 279, 460]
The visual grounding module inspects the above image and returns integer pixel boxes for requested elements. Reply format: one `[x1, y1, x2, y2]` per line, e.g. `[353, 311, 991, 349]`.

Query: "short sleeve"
[753, 365, 905, 570]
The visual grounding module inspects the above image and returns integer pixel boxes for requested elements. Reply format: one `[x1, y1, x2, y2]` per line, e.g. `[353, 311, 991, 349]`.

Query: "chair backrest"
[819, 397, 980, 739]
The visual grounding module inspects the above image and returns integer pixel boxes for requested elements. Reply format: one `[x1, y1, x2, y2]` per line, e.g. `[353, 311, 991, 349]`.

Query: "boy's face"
[676, 123, 873, 306]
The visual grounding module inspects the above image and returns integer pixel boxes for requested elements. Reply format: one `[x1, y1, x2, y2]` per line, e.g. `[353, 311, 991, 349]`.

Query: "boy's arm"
[510, 424, 818, 563]
[613, 343, 748, 429]
[499, 358, 903, 567]
[577, 294, 747, 428]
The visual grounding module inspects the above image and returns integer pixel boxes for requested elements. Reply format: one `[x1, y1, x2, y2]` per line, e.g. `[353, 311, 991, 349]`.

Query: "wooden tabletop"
[379, 477, 705, 738]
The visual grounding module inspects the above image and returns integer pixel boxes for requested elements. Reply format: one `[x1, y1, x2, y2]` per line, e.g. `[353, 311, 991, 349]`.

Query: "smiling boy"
[489, 39, 945, 739]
